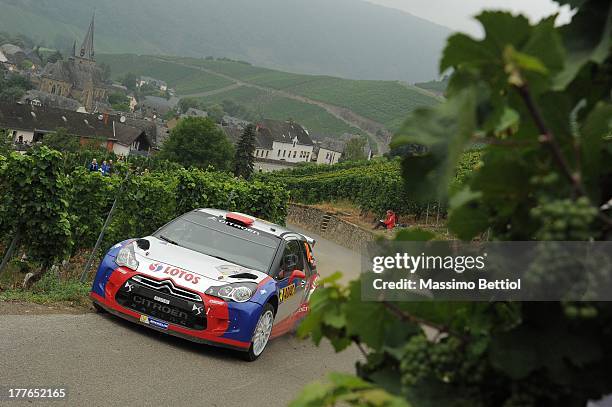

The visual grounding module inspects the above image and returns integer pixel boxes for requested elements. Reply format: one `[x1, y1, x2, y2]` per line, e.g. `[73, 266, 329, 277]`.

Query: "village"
[0, 14, 354, 172]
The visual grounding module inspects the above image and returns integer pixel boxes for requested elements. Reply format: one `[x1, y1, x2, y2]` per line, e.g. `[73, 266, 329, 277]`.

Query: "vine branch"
[383, 301, 470, 342]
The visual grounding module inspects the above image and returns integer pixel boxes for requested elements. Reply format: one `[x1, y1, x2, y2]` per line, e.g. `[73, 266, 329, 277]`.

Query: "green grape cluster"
[530, 197, 598, 241]
[399, 335, 487, 389]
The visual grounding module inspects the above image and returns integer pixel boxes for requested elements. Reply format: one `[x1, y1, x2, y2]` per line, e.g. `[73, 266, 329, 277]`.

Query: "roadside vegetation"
[0, 144, 289, 304]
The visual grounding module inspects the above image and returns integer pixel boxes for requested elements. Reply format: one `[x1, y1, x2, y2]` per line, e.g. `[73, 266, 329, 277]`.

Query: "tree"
[46, 50, 63, 64]
[99, 62, 112, 82]
[121, 72, 137, 92]
[159, 117, 234, 171]
[343, 137, 367, 161]
[207, 104, 225, 123]
[108, 92, 130, 112]
[234, 124, 256, 179]
[293, 1, 612, 406]
[41, 128, 81, 152]
[178, 97, 201, 113]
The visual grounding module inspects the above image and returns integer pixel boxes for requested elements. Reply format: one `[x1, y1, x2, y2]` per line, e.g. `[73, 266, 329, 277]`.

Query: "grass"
[0, 272, 90, 306]
[0, 251, 94, 307]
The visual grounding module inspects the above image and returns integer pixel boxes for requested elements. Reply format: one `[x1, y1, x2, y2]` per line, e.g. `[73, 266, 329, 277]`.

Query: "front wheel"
[243, 303, 275, 361]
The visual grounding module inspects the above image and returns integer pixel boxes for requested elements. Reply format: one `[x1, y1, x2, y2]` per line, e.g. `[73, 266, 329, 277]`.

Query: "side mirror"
[289, 269, 306, 284]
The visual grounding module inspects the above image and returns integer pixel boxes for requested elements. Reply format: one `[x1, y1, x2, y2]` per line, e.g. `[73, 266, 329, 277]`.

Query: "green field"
[98, 54, 441, 137]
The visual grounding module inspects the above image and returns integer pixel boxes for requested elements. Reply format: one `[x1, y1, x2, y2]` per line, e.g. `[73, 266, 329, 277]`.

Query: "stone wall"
[287, 203, 376, 252]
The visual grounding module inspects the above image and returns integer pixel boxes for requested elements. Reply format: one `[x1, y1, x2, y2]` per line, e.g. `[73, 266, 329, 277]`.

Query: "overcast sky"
[365, 0, 574, 36]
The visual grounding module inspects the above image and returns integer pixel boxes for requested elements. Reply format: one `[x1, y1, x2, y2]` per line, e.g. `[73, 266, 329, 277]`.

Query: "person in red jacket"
[374, 210, 396, 230]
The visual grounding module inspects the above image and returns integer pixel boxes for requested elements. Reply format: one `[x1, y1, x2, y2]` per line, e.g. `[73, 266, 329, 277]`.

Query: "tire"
[92, 302, 107, 314]
[243, 303, 275, 361]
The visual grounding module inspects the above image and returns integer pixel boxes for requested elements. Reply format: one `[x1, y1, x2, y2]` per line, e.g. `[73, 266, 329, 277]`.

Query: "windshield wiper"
[158, 235, 182, 247]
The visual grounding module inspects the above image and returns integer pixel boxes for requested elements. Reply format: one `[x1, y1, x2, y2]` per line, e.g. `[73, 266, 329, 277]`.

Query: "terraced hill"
[98, 54, 442, 149]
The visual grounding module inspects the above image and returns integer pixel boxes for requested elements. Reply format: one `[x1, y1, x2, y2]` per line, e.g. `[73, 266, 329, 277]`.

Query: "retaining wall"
[287, 203, 376, 252]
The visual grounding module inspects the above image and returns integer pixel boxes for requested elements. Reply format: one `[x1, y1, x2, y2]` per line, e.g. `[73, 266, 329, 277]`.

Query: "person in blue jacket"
[88, 159, 98, 172]
[101, 160, 110, 176]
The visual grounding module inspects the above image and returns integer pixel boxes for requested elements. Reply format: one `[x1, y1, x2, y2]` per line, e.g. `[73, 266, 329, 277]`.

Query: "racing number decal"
[278, 284, 296, 303]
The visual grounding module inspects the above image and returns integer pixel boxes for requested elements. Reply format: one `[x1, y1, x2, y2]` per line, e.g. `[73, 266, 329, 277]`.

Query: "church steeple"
[78, 12, 95, 61]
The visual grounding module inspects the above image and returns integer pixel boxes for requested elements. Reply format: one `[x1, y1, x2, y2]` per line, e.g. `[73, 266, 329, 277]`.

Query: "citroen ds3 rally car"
[90, 209, 319, 361]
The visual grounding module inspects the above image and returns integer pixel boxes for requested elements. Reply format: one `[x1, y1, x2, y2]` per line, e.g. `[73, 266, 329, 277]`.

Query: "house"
[0, 102, 152, 155]
[138, 76, 168, 92]
[139, 96, 179, 118]
[222, 119, 317, 172]
[254, 119, 314, 163]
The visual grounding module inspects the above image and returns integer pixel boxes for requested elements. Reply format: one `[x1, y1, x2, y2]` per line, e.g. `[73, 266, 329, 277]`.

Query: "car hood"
[130, 236, 269, 293]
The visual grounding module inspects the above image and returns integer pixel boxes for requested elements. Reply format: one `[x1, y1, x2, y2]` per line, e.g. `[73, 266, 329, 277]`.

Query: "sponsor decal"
[208, 299, 225, 306]
[192, 304, 203, 315]
[153, 295, 170, 305]
[208, 216, 260, 235]
[139, 315, 169, 330]
[279, 284, 296, 303]
[148, 263, 200, 285]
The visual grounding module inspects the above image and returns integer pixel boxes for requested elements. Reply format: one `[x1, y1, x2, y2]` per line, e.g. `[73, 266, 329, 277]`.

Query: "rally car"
[90, 209, 319, 361]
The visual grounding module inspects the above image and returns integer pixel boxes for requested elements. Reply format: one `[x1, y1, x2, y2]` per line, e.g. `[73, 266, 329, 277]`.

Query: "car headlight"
[115, 242, 139, 271]
[205, 282, 257, 303]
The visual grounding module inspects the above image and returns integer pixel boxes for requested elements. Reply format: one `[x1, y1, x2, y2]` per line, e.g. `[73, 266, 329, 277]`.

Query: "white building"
[253, 119, 314, 163]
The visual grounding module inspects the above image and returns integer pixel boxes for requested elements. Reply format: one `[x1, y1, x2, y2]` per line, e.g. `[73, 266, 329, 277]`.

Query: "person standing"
[88, 158, 98, 172]
[101, 160, 110, 176]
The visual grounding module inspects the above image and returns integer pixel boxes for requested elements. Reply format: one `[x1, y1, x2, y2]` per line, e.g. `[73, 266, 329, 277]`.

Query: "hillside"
[98, 54, 442, 138]
[0, 0, 450, 83]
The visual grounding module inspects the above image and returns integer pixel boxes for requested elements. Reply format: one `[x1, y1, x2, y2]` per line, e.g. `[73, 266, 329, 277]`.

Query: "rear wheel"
[243, 303, 275, 361]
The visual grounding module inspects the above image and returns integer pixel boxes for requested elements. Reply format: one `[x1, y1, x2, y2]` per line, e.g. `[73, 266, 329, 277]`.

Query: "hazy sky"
[365, 0, 574, 36]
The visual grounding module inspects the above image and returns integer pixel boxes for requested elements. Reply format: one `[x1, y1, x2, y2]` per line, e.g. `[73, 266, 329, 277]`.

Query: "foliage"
[290, 372, 411, 407]
[0, 147, 72, 267]
[257, 157, 477, 219]
[108, 92, 130, 112]
[207, 104, 225, 123]
[46, 50, 63, 64]
[234, 124, 256, 179]
[0, 72, 32, 103]
[121, 72, 137, 91]
[295, 2, 612, 407]
[159, 117, 234, 171]
[175, 168, 289, 225]
[342, 137, 368, 161]
[178, 97, 201, 113]
[0, 146, 290, 278]
[41, 128, 81, 152]
[99, 62, 112, 82]
[66, 168, 118, 252]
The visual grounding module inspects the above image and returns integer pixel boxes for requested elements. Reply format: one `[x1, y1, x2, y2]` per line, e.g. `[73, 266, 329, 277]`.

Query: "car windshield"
[153, 211, 280, 272]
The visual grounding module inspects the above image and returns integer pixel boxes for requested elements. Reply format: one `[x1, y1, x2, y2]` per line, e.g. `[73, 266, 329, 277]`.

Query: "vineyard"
[257, 152, 481, 219]
[0, 147, 289, 274]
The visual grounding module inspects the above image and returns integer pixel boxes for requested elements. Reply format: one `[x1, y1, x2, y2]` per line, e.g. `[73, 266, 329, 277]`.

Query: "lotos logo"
[148, 262, 200, 285]
[149, 263, 164, 272]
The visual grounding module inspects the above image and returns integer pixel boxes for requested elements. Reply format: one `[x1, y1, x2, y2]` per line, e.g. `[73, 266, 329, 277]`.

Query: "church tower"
[76, 13, 95, 63]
